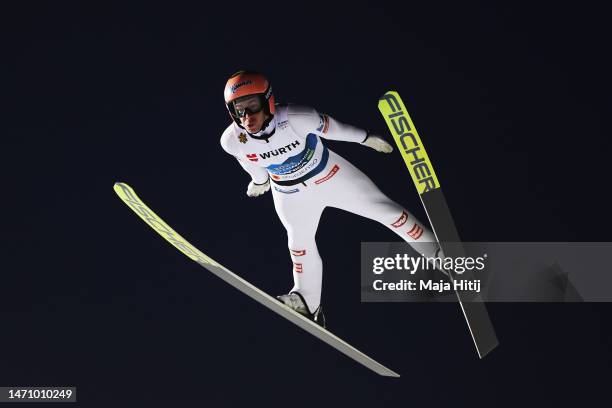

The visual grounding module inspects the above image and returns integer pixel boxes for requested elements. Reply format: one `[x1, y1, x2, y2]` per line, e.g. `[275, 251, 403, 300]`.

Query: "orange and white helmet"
[224, 71, 275, 126]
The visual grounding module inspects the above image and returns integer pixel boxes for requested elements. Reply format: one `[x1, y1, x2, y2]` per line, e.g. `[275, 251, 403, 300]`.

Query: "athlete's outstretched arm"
[288, 105, 393, 153]
[324, 114, 393, 153]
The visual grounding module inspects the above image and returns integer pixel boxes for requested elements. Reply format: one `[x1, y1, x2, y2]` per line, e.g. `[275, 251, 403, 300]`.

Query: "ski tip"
[378, 90, 398, 100]
[114, 182, 132, 191]
[113, 182, 134, 197]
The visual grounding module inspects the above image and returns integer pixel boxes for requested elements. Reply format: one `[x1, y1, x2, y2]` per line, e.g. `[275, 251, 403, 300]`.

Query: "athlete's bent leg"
[324, 151, 439, 258]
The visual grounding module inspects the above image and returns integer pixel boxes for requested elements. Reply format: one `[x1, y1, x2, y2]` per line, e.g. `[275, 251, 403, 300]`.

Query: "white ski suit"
[221, 104, 438, 313]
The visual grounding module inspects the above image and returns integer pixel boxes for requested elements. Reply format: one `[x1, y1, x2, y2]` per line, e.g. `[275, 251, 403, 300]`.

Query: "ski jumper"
[220, 104, 438, 312]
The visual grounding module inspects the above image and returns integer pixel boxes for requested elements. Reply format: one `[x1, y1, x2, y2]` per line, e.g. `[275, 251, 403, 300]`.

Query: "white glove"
[362, 134, 394, 153]
[246, 179, 270, 197]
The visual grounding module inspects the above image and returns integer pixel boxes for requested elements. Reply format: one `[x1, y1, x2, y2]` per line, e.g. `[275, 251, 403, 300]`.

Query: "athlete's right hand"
[247, 179, 270, 197]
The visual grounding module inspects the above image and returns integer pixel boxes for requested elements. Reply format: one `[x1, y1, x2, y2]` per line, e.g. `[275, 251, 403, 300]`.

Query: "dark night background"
[2, 1, 611, 406]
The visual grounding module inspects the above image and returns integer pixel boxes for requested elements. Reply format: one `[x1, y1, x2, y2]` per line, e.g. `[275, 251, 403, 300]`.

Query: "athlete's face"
[240, 109, 268, 133]
[233, 95, 269, 133]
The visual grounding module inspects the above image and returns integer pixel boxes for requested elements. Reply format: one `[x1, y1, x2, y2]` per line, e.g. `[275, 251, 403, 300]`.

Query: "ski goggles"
[231, 94, 264, 118]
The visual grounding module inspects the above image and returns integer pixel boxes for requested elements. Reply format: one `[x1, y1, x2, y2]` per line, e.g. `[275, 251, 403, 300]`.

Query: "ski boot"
[276, 292, 326, 328]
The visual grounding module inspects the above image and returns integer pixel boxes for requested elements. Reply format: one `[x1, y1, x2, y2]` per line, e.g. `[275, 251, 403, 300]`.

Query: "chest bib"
[236, 106, 329, 185]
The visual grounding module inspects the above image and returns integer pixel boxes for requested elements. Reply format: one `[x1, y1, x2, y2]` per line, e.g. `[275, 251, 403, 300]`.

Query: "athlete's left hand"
[362, 134, 393, 153]
[247, 179, 270, 197]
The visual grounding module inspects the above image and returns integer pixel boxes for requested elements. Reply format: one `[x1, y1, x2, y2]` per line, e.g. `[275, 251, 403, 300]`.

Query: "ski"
[113, 182, 399, 377]
[378, 91, 499, 358]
